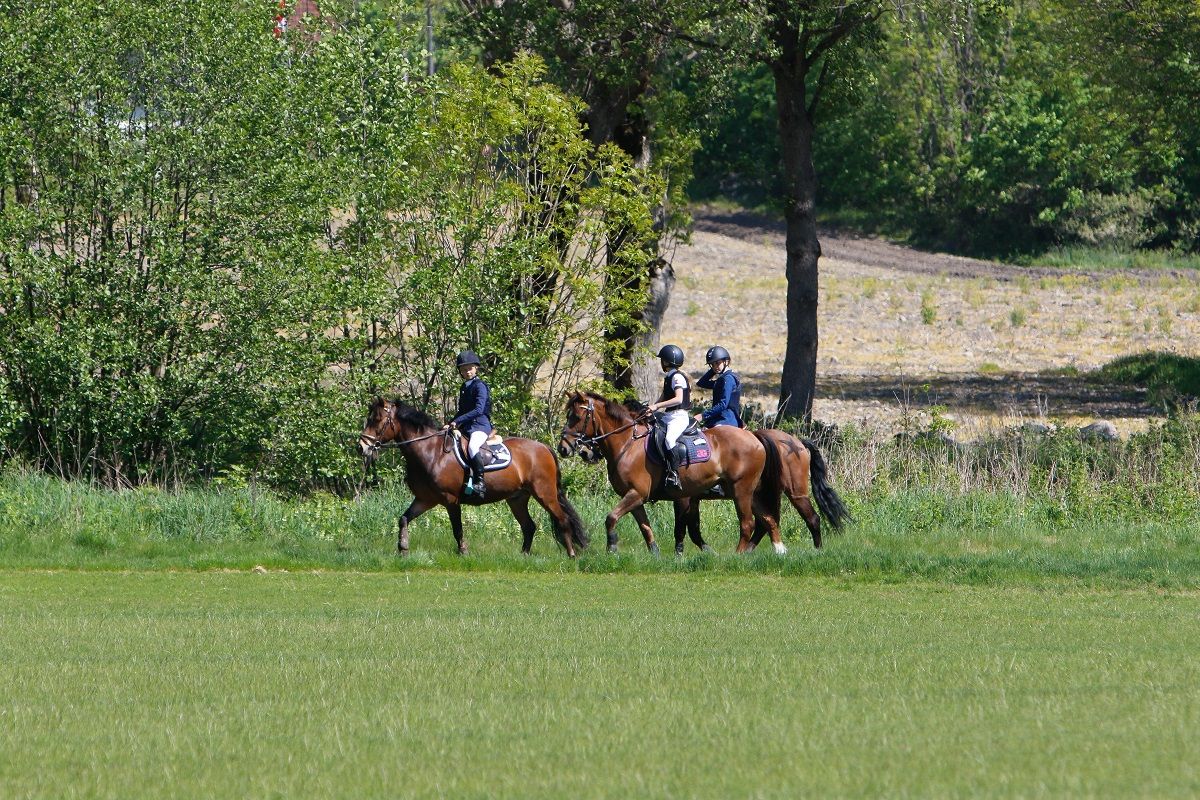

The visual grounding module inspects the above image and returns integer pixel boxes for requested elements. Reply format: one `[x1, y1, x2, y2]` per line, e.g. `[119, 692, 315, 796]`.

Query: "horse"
[673, 428, 852, 553]
[558, 391, 779, 554]
[360, 397, 590, 557]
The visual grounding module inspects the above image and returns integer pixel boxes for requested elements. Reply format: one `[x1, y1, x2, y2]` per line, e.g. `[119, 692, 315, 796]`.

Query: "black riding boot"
[663, 447, 682, 490]
[468, 452, 487, 499]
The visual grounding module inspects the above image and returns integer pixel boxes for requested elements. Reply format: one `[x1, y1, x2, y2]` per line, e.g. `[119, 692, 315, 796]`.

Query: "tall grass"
[3, 414, 1199, 586]
[1023, 245, 1200, 271]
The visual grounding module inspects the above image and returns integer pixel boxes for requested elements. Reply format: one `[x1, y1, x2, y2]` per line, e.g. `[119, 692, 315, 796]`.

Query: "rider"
[646, 344, 691, 490]
[694, 345, 743, 429]
[442, 350, 492, 498]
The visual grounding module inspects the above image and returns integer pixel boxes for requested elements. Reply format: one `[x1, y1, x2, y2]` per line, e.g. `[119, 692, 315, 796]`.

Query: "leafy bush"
[0, 3, 658, 490]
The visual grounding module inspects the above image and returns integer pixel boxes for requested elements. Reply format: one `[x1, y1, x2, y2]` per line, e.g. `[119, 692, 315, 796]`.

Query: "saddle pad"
[645, 433, 712, 466]
[454, 440, 513, 472]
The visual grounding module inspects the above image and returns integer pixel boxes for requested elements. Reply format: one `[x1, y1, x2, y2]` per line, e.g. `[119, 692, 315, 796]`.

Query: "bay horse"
[360, 398, 590, 557]
[558, 391, 779, 554]
[673, 429, 852, 553]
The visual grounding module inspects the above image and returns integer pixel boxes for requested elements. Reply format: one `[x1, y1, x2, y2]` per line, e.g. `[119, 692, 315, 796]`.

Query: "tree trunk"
[602, 104, 674, 399]
[771, 62, 821, 423]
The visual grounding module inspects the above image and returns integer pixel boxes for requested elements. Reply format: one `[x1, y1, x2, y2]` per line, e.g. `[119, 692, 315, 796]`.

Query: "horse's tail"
[801, 437, 852, 531]
[752, 429, 785, 524]
[552, 450, 591, 551]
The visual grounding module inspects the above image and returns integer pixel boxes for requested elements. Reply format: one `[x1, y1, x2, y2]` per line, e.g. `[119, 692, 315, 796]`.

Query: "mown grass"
[2, 571, 1198, 799]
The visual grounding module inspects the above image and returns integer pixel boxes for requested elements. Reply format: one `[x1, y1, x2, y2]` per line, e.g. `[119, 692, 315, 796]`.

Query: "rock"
[1079, 421, 1119, 441]
[252, 565, 268, 574]
[1018, 421, 1056, 436]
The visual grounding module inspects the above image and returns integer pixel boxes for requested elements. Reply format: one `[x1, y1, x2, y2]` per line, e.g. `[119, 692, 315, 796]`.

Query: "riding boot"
[663, 448, 682, 491]
[469, 452, 487, 499]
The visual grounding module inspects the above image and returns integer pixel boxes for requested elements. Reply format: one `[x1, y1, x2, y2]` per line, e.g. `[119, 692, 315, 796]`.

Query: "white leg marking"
[773, 541, 788, 555]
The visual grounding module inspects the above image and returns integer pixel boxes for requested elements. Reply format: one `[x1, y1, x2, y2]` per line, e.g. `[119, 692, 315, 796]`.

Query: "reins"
[360, 428, 450, 452]
[563, 399, 650, 450]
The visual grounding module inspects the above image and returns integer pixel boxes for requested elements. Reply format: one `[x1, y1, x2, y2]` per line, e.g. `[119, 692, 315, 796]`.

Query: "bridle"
[359, 405, 451, 456]
[561, 398, 649, 455]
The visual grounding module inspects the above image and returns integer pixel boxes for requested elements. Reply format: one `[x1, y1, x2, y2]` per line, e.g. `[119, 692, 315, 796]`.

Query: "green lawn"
[2, 571, 1198, 799]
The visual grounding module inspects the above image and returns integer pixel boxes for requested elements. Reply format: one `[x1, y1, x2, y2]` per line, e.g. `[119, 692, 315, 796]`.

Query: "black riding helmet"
[657, 344, 684, 367]
[705, 345, 731, 365]
[455, 350, 482, 368]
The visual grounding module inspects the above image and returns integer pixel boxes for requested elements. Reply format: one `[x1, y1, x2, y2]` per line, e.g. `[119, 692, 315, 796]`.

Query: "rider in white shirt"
[646, 344, 691, 490]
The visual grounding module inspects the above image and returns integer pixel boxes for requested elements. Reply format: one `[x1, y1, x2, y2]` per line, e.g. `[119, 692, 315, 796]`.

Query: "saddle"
[452, 431, 513, 472]
[646, 415, 711, 468]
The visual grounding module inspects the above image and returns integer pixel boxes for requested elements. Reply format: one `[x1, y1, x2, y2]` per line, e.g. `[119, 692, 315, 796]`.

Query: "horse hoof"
[458, 547, 468, 556]
[701, 545, 715, 554]
[648, 543, 661, 557]
[675, 547, 685, 558]
[773, 542, 788, 555]
[607, 544, 619, 554]
[398, 548, 409, 557]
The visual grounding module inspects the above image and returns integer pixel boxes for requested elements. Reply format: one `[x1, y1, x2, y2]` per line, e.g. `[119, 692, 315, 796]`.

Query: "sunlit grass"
[1, 571, 1198, 798]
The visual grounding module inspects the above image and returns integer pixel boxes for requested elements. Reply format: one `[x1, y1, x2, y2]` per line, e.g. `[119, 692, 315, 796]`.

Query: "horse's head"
[558, 391, 594, 462]
[359, 398, 398, 464]
[559, 391, 633, 464]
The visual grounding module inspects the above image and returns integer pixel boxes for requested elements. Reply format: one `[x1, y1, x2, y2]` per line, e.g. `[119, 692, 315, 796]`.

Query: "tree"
[452, 0, 709, 397]
[750, 0, 890, 422]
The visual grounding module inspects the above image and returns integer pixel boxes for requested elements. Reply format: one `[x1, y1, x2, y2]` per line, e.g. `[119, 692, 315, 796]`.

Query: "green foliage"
[0, 2, 659, 488]
[691, 0, 1200, 258]
[1096, 352, 1200, 410]
[0, 0, 347, 484]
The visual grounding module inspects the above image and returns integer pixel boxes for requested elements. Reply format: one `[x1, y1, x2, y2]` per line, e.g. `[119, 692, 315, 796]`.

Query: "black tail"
[552, 452, 591, 550]
[801, 438, 852, 531]
[752, 430, 785, 524]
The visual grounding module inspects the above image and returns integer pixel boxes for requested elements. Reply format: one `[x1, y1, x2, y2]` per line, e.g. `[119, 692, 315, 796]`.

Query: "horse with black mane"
[558, 390, 779, 554]
[673, 429, 852, 553]
[360, 398, 590, 557]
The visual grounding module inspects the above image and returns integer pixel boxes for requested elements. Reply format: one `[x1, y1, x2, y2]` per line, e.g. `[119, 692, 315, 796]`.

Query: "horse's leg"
[672, 500, 688, 557]
[687, 499, 714, 553]
[631, 505, 660, 557]
[796, 495, 823, 549]
[506, 495, 537, 555]
[397, 498, 432, 556]
[753, 495, 786, 555]
[447, 504, 468, 556]
[732, 484, 757, 554]
[528, 473, 580, 558]
[605, 489, 645, 554]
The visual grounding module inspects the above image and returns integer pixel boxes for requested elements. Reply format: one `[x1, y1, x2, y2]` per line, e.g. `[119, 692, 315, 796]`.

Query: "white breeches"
[468, 430, 488, 458]
[663, 411, 689, 449]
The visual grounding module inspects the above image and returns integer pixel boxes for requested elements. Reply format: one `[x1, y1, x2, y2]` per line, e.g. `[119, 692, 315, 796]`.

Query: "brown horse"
[558, 391, 778, 554]
[360, 398, 590, 557]
[673, 428, 852, 554]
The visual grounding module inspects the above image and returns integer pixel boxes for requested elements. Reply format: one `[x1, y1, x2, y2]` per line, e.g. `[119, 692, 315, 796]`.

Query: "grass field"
[2, 571, 1198, 799]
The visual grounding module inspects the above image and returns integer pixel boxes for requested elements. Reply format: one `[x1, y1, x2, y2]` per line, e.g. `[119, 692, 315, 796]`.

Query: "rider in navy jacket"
[695, 345, 742, 428]
[442, 350, 493, 497]
[452, 375, 493, 435]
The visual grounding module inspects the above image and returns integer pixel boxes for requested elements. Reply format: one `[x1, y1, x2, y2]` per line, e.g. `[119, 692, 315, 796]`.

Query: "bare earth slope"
[662, 208, 1200, 434]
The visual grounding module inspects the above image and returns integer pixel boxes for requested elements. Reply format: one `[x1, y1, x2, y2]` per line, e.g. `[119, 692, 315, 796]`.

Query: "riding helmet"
[657, 344, 684, 367]
[455, 350, 482, 368]
[705, 345, 731, 365]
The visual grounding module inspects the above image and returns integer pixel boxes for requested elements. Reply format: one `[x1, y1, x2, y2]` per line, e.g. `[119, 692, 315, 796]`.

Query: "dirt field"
[662, 208, 1200, 435]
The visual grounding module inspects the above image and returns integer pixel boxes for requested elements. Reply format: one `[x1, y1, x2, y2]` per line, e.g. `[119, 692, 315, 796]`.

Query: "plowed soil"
[661, 207, 1200, 435]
